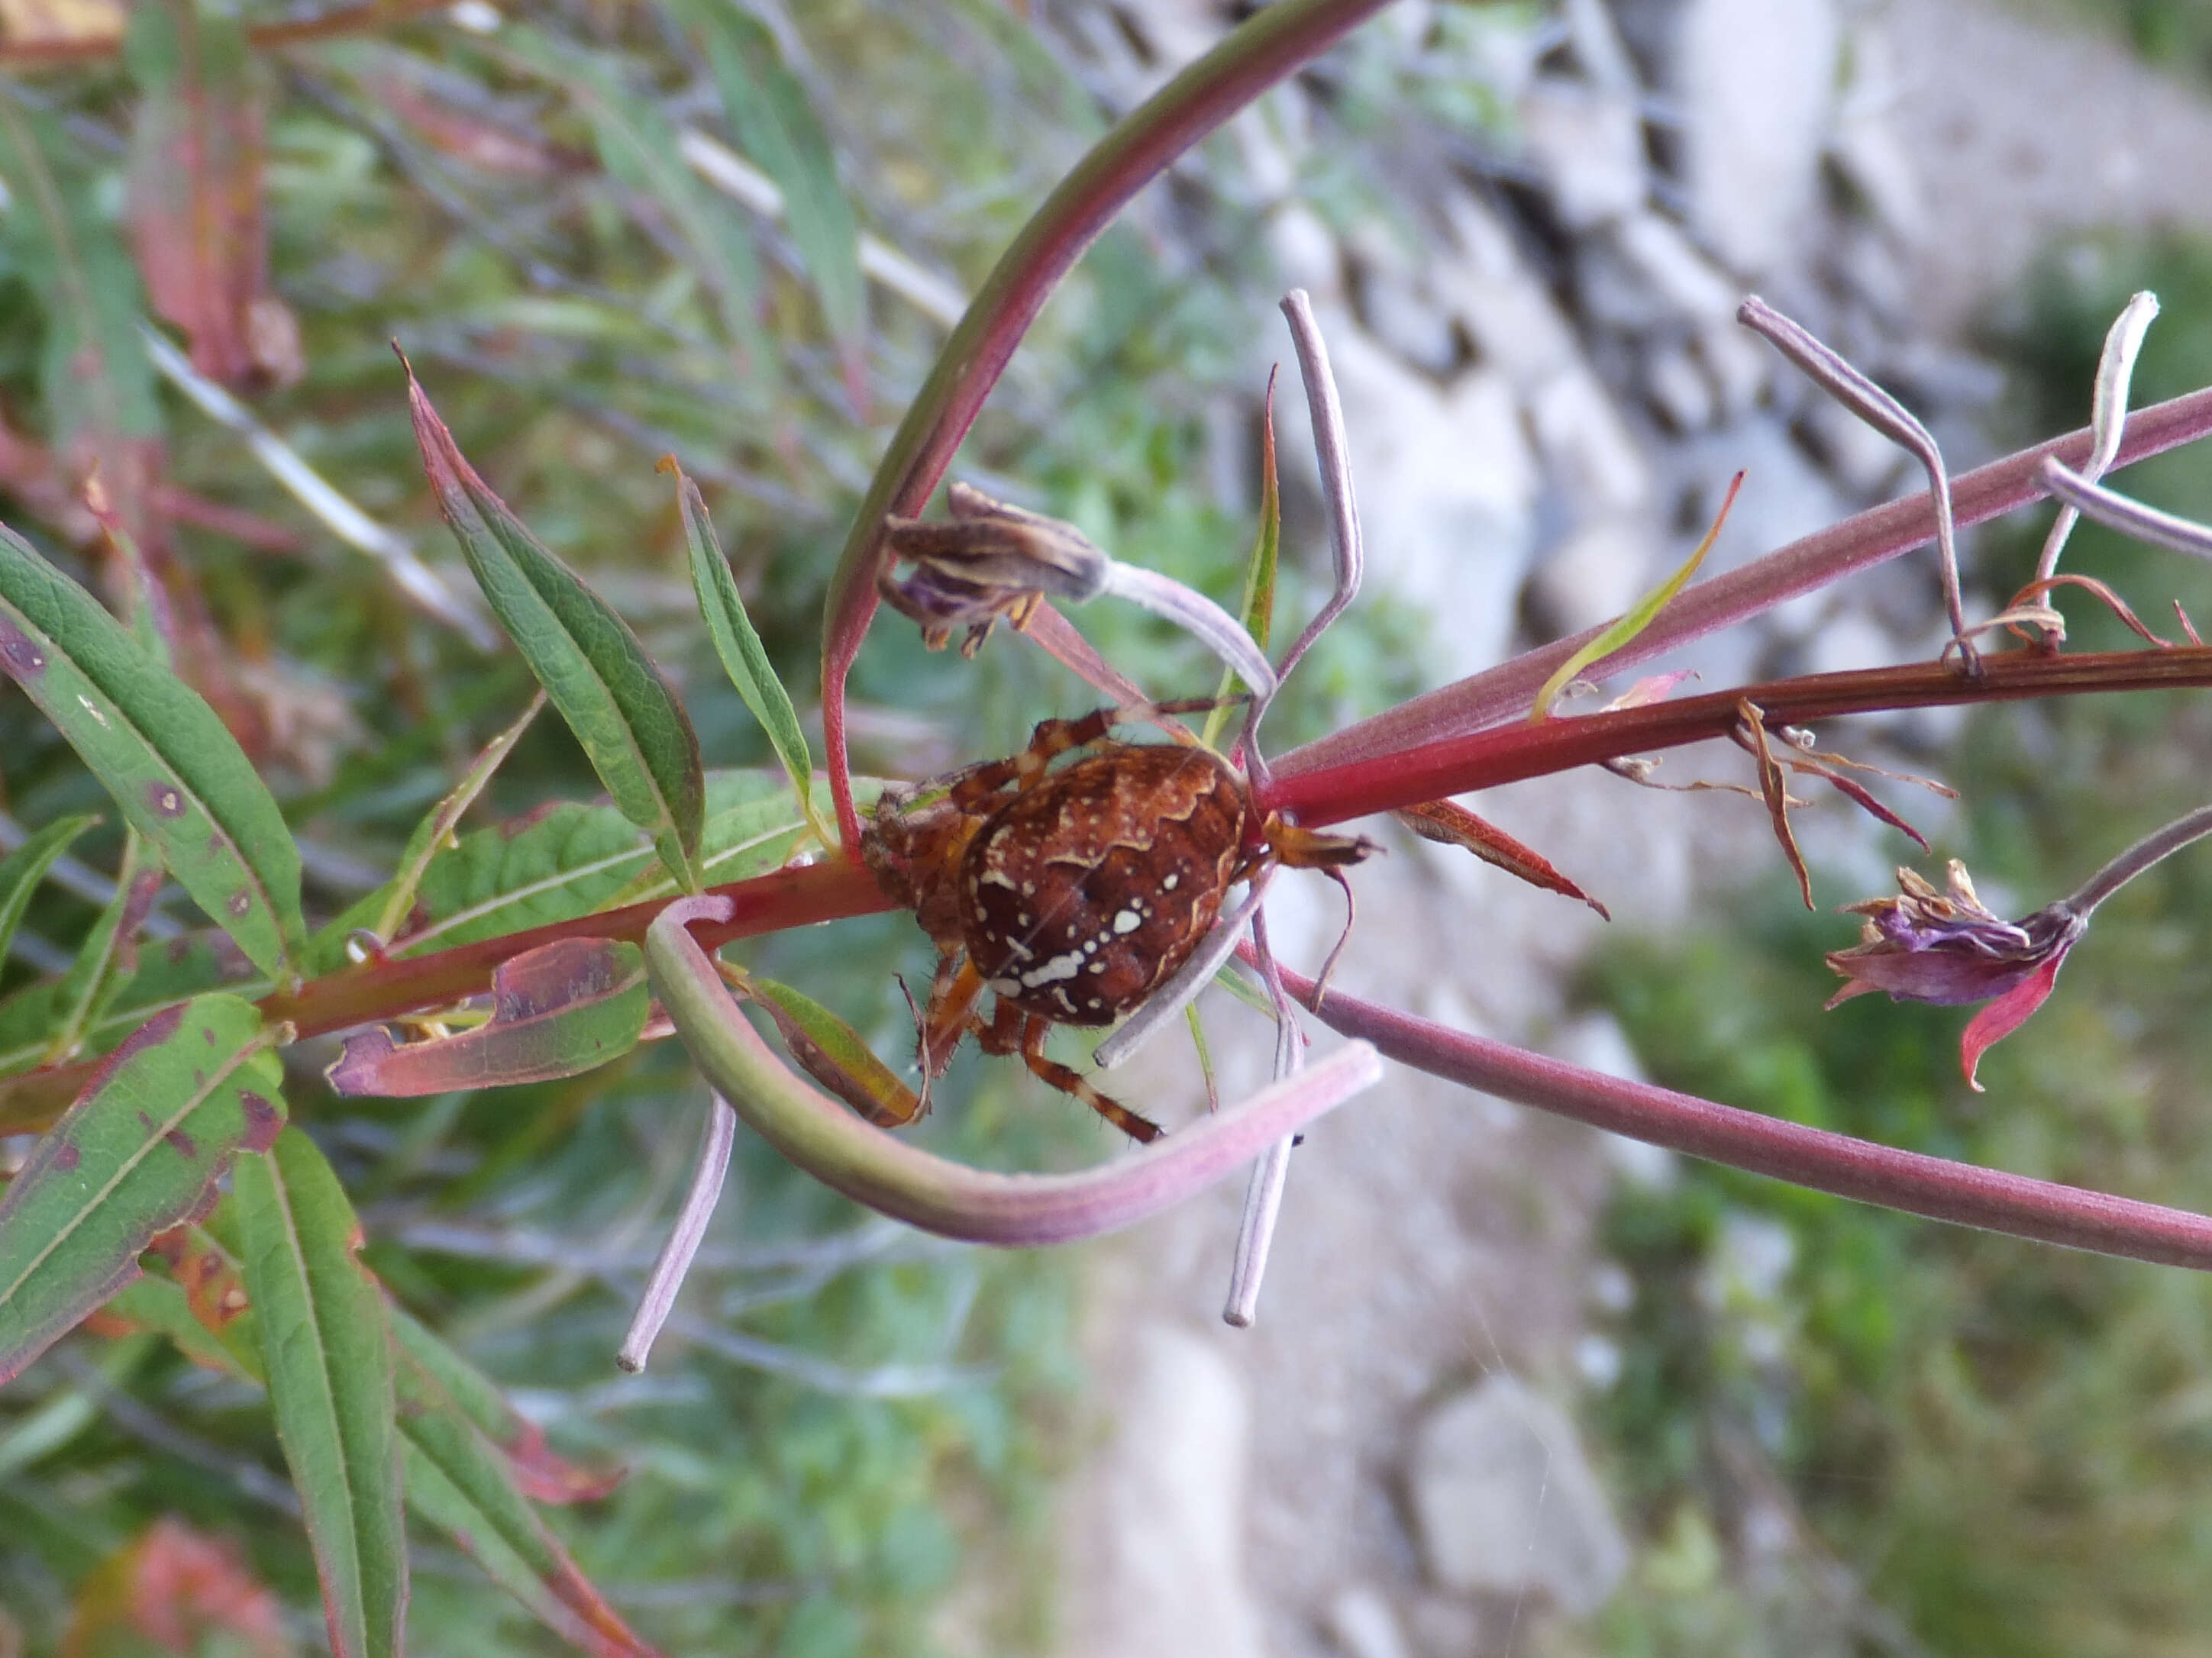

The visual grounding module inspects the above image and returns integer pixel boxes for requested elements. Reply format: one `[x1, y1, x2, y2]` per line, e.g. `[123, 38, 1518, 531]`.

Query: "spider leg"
[919, 953, 986, 1079]
[1016, 1014, 1164, 1144]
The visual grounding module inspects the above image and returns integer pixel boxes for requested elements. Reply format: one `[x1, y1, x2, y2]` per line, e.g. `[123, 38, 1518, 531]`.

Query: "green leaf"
[370, 692, 546, 944]
[664, 460, 832, 848]
[0, 813, 97, 973]
[388, 1304, 619, 1504]
[1205, 377, 1280, 745]
[0, 995, 284, 1386]
[42, 832, 163, 1065]
[501, 24, 767, 371]
[234, 1128, 407, 1658]
[98, 1273, 250, 1381]
[405, 363, 706, 892]
[0, 523, 305, 979]
[731, 967, 920, 1128]
[317, 770, 851, 960]
[396, 1350, 658, 1657]
[0, 929, 266, 1079]
[682, 2, 866, 375]
[325, 937, 649, 1098]
[1531, 472, 1744, 720]
[0, 90, 162, 456]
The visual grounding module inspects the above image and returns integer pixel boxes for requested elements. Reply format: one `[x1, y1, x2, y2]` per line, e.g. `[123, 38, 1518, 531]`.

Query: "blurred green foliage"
[0, 2, 1435, 1650]
[1588, 233, 2212, 1657]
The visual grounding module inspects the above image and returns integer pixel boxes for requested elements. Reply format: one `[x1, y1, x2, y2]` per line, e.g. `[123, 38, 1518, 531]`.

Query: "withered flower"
[1826, 860, 2087, 1089]
[880, 482, 1109, 656]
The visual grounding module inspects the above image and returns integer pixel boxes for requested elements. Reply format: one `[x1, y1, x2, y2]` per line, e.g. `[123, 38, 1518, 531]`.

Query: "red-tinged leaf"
[1395, 798, 1610, 919]
[1961, 951, 2070, 1093]
[0, 996, 283, 1386]
[234, 1128, 406, 1658]
[389, 1302, 622, 1505]
[60, 1517, 295, 1658]
[94, 1273, 245, 1379]
[124, 2, 295, 392]
[733, 969, 922, 1127]
[325, 936, 649, 1098]
[395, 1347, 660, 1658]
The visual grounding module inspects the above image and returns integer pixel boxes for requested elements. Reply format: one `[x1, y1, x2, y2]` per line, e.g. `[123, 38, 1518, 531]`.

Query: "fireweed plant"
[7, 0, 2212, 1648]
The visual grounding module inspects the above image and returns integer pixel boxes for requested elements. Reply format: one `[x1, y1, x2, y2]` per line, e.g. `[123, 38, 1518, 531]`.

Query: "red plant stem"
[1275, 381, 2212, 779]
[818, 0, 1399, 853]
[1277, 963, 2212, 1272]
[0, 859, 899, 1136]
[1264, 646, 2212, 826]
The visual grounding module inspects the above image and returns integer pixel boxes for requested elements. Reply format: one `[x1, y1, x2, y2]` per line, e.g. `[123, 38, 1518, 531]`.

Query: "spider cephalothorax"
[862, 703, 1371, 1141]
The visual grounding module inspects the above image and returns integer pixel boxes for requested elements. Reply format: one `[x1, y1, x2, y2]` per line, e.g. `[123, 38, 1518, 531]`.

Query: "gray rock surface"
[1405, 1373, 1632, 1616]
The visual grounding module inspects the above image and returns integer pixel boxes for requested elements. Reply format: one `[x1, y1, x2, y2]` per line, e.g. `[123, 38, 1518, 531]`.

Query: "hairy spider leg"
[919, 953, 987, 1079]
[971, 998, 1163, 1143]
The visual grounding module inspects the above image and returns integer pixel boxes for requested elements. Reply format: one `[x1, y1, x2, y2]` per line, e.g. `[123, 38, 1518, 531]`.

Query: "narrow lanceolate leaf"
[1532, 471, 1745, 721]
[405, 364, 706, 892]
[388, 1304, 621, 1504]
[664, 460, 829, 848]
[681, 1, 865, 394]
[326, 936, 649, 1098]
[500, 24, 766, 372]
[396, 1350, 658, 1658]
[0, 524, 305, 978]
[44, 833, 163, 1065]
[0, 89, 163, 466]
[234, 1128, 407, 1658]
[730, 968, 920, 1128]
[0, 813, 97, 969]
[0, 995, 283, 1387]
[370, 692, 546, 944]
[1207, 368, 1281, 749]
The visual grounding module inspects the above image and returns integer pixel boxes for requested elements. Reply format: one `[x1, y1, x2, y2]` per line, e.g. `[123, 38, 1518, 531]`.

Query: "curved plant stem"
[1277, 963, 2212, 1272]
[818, 0, 1400, 851]
[1275, 381, 2212, 779]
[648, 896, 1381, 1245]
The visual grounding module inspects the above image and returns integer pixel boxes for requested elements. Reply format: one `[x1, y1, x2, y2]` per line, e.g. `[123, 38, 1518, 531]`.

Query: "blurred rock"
[1406, 1373, 1631, 1616]
[1670, 0, 1841, 275]
[1524, 517, 1655, 639]
[1518, 74, 1646, 231]
[1325, 1585, 1415, 1658]
[1085, 1323, 1265, 1658]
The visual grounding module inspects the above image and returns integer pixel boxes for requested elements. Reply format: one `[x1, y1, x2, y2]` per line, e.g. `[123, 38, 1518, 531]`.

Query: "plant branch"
[1277, 963, 2212, 1272]
[1275, 381, 2212, 779]
[1264, 647, 2212, 825]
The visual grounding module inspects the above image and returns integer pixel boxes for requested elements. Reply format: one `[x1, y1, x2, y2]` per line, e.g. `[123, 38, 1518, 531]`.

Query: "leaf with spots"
[0, 522, 305, 979]
[0, 812, 97, 976]
[0, 994, 285, 1387]
[234, 1127, 406, 1658]
[405, 362, 706, 893]
[325, 937, 649, 1098]
[41, 831, 164, 1065]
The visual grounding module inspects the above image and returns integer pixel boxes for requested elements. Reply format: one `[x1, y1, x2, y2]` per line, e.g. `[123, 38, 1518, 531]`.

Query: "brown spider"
[861, 702, 1373, 1141]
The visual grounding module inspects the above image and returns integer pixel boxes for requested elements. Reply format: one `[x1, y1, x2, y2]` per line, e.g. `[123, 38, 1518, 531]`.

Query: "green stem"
[647, 895, 1379, 1245]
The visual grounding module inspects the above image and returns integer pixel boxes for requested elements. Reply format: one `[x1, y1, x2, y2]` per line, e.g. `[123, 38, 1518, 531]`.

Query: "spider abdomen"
[958, 745, 1248, 1025]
